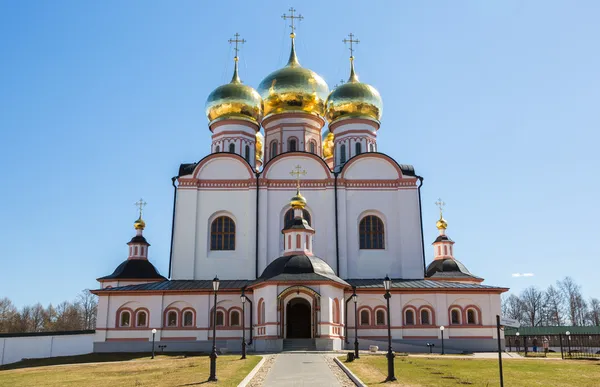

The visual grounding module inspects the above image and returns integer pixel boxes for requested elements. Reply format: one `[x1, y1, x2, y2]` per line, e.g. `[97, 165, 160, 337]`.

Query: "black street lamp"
[383, 275, 396, 382]
[241, 288, 247, 360]
[151, 328, 157, 359]
[440, 326, 445, 355]
[352, 286, 359, 359]
[208, 276, 220, 382]
[566, 331, 571, 358]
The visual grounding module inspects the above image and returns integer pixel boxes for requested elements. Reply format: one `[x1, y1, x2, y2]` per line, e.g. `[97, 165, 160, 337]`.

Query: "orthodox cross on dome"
[290, 164, 307, 190]
[343, 33, 360, 58]
[228, 32, 246, 60]
[435, 198, 445, 217]
[282, 7, 303, 37]
[135, 198, 147, 219]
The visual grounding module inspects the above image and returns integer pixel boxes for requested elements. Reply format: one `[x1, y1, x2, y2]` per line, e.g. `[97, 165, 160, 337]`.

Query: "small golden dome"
[322, 129, 334, 159]
[257, 37, 329, 119]
[134, 217, 146, 230]
[205, 59, 263, 126]
[290, 189, 307, 209]
[255, 131, 264, 161]
[436, 217, 448, 230]
[326, 58, 383, 125]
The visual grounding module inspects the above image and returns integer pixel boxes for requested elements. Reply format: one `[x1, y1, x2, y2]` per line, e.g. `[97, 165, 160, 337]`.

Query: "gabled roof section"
[93, 280, 252, 293]
[346, 278, 505, 290]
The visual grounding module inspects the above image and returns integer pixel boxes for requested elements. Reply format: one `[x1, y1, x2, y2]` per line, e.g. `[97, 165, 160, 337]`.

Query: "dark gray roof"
[98, 259, 166, 281]
[179, 162, 197, 176]
[128, 235, 149, 245]
[346, 278, 503, 290]
[95, 280, 252, 292]
[284, 217, 313, 231]
[255, 254, 348, 286]
[425, 258, 481, 280]
[434, 235, 452, 243]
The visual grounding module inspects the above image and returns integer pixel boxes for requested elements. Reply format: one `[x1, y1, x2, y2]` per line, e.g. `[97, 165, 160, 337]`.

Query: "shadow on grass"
[0, 352, 210, 372]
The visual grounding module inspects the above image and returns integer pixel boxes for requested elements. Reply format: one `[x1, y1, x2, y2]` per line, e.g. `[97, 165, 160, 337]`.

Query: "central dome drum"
[257, 39, 329, 118]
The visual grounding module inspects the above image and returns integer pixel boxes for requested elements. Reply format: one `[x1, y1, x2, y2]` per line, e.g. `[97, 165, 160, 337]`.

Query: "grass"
[341, 354, 600, 386]
[0, 353, 260, 387]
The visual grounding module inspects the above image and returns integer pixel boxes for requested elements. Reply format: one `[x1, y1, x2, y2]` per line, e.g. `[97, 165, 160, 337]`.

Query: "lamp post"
[383, 275, 396, 382]
[151, 328, 157, 359]
[241, 288, 247, 360]
[208, 276, 220, 382]
[352, 286, 359, 359]
[516, 332, 520, 352]
[440, 326, 445, 355]
[566, 331, 571, 358]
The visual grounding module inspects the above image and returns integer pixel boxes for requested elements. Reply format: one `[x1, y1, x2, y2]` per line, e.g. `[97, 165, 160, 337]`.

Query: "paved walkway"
[263, 353, 341, 386]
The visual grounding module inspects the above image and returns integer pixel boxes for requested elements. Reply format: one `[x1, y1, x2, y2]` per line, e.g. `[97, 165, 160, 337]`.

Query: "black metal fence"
[506, 333, 600, 359]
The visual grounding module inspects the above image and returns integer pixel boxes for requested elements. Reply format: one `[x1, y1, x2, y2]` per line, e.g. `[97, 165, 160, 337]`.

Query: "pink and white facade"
[92, 24, 508, 354]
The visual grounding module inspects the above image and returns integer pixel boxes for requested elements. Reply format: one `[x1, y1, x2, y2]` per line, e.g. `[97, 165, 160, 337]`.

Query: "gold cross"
[290, 165, 307, 190]
[343, 33, 360, 58]
[228, 33, 246, 60]
[135, 198, 147, 219]
[282, 7, 303, 37]
[435, 198, 445, 217]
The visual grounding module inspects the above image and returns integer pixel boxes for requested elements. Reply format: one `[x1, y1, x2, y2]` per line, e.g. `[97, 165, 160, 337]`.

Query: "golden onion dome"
[134, 217, 146, 230]
[326, 57, 383, 125]
[290, 189, 307, 209]
[255, 131, 264, 161]
[322, 129, 334, 159]
[205, 58, 263, 126]
[257, 35, 329, 119]
[436, 216, 448, 230]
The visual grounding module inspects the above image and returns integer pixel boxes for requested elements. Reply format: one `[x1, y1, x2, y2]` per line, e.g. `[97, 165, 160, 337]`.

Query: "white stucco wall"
[0, 333, 94, 366]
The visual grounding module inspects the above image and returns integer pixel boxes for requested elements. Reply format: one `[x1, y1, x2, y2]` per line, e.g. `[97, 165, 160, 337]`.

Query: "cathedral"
[91, 12, 507, 353]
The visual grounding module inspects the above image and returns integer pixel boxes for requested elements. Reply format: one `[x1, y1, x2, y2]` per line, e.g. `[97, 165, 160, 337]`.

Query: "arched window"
[309, 141, 316, 154]
[451, 309, 461, 325]
[230, 310, 240, 326]
[333, 299, 340, 324]
[183, 310, 194, 327]
[355, 142, 362, 156]
[257, 299, 264, 324]
[444, 245, 448, 255]
[260, 302, 266, 324]
[359, 215, 385, 249]
[216, 310, 225, 326]
[360, 309, 370, 325]
[229, 143, 235, 153]
[405, 309, 415, 325]
[270, 141, 277, 159]
[167, 311, 178, 327]
[120, 311, 131, 327]
[215, 145, 220, 152]
[376, 309, 385, 325]
[289, 138, 297, 152]
[244, 145, 250, 161]
[210, 216, 235, 250]
[284, 208, 311, 228]
[340, 144, 346, 163]
[420, 309, 431, 325]
[136, 311, 147, 327]
[467, 309, 477, 324]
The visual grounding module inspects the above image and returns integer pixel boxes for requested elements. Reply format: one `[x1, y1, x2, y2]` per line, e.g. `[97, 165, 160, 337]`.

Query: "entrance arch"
[286, 298, 312, 338]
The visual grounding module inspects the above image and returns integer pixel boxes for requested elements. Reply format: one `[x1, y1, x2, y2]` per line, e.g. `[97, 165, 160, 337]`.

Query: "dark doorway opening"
[286, 298, 311, 338]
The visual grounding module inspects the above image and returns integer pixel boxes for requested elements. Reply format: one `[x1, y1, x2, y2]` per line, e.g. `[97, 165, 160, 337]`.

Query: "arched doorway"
[286, 298, 311, 338]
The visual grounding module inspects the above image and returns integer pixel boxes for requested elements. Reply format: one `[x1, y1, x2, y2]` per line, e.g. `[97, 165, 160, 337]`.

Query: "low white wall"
[0, 333, 94, 366]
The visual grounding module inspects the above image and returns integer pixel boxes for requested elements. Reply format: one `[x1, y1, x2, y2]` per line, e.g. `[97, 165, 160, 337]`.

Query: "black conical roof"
[254, 254, 348, 285]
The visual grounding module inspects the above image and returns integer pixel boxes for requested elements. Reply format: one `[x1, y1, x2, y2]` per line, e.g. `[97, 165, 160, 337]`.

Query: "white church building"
[91, 18, 507, 353]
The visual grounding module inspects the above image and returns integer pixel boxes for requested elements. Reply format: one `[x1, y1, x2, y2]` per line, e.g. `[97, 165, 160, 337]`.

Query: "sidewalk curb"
[333, 357, 367, 387]
[237, 355, 266, 387]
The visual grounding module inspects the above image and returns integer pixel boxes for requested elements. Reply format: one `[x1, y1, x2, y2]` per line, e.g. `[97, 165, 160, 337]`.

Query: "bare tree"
[76, 290, 97, 330]
[52, 301, 83, 331]
[558, 277, 586, 326]
[0, 297, 18, 333]
[520, 286, 545, 326]
[544, 285, 564, 326]
[503, 294, 525, 324]
[589, 298, 600, 326]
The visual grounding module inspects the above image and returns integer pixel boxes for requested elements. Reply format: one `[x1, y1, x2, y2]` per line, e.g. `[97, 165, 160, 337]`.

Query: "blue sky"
[0, 1, 598, 307]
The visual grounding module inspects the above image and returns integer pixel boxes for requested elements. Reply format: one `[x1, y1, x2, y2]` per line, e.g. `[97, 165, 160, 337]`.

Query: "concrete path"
[263, 353, 341, 386]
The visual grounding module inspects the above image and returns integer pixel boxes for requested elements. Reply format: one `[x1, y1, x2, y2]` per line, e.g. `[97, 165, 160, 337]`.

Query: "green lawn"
[0, 353, 260, 387]
[342, 355, 600, 386]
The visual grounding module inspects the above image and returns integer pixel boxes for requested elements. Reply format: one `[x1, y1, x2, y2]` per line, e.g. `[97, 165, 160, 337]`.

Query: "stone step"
[283, 339, 316, 351]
